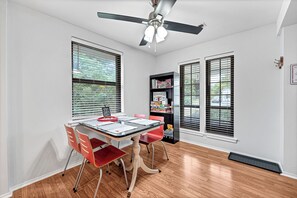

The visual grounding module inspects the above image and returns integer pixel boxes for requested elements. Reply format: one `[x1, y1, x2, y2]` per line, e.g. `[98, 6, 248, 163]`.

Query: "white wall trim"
[0, 0, 9, 196]
[68, 112, 127, 126]
[180, 128, 204, 137]
[181, 138, 232, 154]
[180, 128, 238, 143]
[9, 160, 82, 195]
[0, 192, 12, 198]
[281, 171, 297, 180]
[71, 36, 123, 55]
[178, 58, 200, 66]
[205, 133, 238, 143]
[204, 51, 234, 60]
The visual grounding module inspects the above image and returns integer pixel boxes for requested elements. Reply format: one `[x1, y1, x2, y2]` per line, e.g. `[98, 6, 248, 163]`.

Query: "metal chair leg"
[161, 141, 169, 160]
[120, 158, 129, 189]
[117, 141, 120, 148]
[62, 149, 74, 176]
[151, 144, 155, 168]
[146, 145, 150, 153]
[93, 169, 103, 198]
[73, 158, 86, 192]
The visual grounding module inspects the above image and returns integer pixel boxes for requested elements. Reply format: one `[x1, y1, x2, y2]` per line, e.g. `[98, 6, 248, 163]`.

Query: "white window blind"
[72, 41, 121, 118]
[180, 62, 200, 131]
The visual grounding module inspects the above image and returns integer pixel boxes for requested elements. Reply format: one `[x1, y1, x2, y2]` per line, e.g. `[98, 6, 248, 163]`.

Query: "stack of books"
[151, 79, 172, 89]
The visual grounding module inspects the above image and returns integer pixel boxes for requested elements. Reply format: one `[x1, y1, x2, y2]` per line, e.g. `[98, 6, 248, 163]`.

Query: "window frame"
[71, 40, 122, 119]
[180, 61, 200, 131]
[205, 55, 234, 137]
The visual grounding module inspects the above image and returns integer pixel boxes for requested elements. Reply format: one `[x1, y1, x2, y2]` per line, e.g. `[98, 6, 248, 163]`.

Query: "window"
[180, 62, 200, 131]
[206, 56, 234, 136]
[72, 41, 121, 118]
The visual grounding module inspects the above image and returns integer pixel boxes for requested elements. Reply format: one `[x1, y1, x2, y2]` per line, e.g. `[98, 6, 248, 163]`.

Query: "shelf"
[150, 111, 173, 114]
[151, 87, 173, 91]
[150, 72, 180, 144]
[162, 136, 179, 144]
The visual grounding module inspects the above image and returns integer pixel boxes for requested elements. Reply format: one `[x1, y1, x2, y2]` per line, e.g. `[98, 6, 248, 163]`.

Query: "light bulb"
[156, 33, 165, 43]
[157, 26, 167, 38]
[145, 26, 155, 37]
[144, 25, 155, 43]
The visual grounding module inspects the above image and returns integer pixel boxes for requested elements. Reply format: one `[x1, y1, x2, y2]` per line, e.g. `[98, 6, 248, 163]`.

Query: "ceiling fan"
[97, 0, 204, 46]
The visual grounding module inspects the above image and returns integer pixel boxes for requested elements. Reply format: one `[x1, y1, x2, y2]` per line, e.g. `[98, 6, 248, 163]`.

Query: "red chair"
[139, 116, 169, 168]
[63, 125, 106, 176]
[131, 114, 150, 157]
[74, 130, 129, 197]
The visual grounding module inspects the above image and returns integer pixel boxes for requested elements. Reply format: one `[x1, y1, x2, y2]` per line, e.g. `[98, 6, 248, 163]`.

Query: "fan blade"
[139, 36, 148, 46]
[97, 12, 148, 24]
[154, 0, 177, 17]
[164, 21, 204, 34]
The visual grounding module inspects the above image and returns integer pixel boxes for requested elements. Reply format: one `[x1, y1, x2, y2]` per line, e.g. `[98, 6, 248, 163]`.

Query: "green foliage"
[72, 45, 119, 117]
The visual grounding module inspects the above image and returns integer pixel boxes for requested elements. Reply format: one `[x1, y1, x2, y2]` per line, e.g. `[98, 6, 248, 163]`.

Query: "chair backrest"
[134, 114, 146, 119]
[148, 115, 164, 137]
[76, 130, 96, 165]
[64, 124, 80, 152]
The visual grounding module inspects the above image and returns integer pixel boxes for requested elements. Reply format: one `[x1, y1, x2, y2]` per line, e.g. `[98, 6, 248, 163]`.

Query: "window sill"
[180, 128, 238, 143]
[180, 128, 204, 137]
[205, 133, 238, 143]
[68, 112, 127, 126]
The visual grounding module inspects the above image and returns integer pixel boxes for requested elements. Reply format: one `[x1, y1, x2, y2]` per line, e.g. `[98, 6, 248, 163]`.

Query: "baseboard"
[0, 192, 12, 198]
[8, 141, 133, 196]
[9, 160, 82, 195]
[281, 171, 297, 180]
[181, 137, 231, 154]
[180, 139, 292, 179]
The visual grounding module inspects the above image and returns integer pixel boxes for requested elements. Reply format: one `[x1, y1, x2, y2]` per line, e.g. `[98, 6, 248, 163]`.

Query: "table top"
[79, 116, 163, 138]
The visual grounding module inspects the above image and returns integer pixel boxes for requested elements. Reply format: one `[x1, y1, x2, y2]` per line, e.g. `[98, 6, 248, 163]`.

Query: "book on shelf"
[151, 78, 172, 89]
[150, 101, 172, 113]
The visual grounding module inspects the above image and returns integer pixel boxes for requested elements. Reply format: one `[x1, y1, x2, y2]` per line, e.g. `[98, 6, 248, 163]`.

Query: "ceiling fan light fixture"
[156, 33, 165, 43]
[144, 35, 153, 43]
[157, 26, 167, 38]
[144, 25, 155, 43]
[145, 25, 155, 37]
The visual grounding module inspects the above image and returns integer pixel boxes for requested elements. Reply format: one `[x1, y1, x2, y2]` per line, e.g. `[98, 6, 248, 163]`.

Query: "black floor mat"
[228, 152, 282, 173]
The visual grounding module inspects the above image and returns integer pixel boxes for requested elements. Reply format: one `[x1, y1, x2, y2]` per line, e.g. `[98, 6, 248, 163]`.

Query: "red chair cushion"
[90, 138, 106, 148]
[93, 145, 126, 168]
[139, 133, 163, 145]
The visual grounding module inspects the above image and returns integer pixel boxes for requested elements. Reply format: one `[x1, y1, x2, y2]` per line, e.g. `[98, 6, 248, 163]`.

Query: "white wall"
[282, 23, 297, 176]
[7, 1, 155, 189]
[0, 0, 10, 196]
[155, 24, 282, 162]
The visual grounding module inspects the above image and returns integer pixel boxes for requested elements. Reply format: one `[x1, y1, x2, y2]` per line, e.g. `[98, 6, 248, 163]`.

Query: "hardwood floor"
[13, 141, 297, 198]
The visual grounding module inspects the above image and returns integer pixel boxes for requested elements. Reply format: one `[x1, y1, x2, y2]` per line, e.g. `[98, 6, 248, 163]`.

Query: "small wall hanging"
[274, 56, 284, 69]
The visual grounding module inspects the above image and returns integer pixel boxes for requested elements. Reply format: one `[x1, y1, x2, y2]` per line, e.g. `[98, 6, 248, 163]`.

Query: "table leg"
[128, 134, 159, 196]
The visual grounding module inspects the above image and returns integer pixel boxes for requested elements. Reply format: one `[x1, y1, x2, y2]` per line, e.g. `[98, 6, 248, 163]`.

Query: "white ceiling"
[10, 0, 283, 55]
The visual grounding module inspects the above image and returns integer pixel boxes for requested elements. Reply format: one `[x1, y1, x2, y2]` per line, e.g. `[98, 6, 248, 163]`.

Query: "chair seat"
[94, 145, 127, 168]
[90, 138, 106, 148]
[139, 133, 163, 145]
[76, 138, 105, 153]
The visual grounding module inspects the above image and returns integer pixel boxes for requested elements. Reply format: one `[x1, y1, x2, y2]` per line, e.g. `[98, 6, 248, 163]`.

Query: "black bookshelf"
[150, 72, 180, 144]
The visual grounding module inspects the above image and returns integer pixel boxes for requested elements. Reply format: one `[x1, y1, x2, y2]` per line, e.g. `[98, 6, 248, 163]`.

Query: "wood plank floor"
[13, 141, 297, 198]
